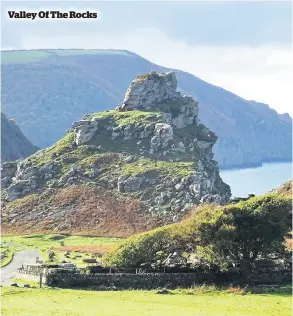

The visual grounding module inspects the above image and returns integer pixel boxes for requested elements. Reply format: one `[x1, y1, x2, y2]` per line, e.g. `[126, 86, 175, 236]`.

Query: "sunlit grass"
[1, 286, 291, 316]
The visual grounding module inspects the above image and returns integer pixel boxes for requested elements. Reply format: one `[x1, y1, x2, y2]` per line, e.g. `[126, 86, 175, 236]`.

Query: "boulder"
[73, 120, 99, 145]
[6, 178, 37, 201]
[150, 123, 173, 149]
[123, 176, 144, 192]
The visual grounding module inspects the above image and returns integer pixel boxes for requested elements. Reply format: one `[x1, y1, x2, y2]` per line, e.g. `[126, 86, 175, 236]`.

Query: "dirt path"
[1, 248, 39, 285]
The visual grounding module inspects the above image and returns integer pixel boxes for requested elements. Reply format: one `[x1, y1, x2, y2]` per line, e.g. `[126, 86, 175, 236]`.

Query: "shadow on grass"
[45, 284, 292, 296]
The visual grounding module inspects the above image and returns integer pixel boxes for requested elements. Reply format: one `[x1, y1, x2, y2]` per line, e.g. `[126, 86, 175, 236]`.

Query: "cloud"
[21, 27, 293, 116]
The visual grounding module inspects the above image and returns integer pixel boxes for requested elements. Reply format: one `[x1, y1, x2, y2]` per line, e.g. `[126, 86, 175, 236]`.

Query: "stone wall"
[46, 271, 292, 289]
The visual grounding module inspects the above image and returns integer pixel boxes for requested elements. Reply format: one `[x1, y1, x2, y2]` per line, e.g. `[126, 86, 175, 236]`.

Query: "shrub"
[104, 224, 189, 269]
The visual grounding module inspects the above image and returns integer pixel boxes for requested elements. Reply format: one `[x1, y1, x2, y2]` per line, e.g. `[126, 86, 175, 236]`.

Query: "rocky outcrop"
[118, 72, 179, 111]
[1, 162, 17, 189]
[1, 71, 230, 232]
[1, 112, 38, 162]
[72, 119, 99, 145]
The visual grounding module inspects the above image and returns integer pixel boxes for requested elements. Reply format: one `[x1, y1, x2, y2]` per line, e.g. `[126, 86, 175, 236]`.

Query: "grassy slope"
[1, 287, 291, 316]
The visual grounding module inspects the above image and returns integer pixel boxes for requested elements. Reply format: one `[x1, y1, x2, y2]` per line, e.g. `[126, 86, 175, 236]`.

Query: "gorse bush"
[104, 193, 292, 274]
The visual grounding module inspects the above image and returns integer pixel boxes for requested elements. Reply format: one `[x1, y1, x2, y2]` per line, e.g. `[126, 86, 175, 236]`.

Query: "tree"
[192, 194, 292, 273]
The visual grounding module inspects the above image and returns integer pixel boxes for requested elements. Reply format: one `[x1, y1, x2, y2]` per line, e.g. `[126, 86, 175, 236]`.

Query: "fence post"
[39, 273, 43, 288]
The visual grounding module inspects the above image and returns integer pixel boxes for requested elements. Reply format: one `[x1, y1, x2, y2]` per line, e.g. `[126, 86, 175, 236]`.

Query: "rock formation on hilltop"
[1, 112, 38, 162]
[118, 72, 179, 111]
[1, 72, 230, 236]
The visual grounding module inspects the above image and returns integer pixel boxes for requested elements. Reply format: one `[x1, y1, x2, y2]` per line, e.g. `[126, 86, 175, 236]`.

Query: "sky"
[1, 0, 292, 116]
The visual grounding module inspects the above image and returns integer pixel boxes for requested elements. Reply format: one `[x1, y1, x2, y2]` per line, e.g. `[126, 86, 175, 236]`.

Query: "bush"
[104, 224, 189, 269]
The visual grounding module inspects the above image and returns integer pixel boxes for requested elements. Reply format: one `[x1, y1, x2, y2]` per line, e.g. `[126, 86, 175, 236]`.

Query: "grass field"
[1, 234, 121, 266]
[0, 244, 19, 268]
[2, 49, 131, 64]
[1, 286, 292, 316]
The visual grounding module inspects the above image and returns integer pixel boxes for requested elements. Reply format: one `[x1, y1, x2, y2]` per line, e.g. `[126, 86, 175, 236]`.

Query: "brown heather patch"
[285, 237, 292, 250]
[2, 186, 163, 237]
[275, 179, 292, 197]
[226, 286, 245, 295]
[92, 153, 122, 166]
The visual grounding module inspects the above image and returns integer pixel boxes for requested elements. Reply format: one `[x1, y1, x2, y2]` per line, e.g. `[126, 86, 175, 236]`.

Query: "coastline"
[219, 159, 292, 172]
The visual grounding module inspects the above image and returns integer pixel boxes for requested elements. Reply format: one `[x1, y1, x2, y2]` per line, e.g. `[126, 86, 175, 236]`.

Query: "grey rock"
[1, 177, 11, 189]
[119, 72, 179, 111]
[197, 141, 212, 150]
[150, 123, 173, 149]
[175, 183, 184, 191]
[118, 174, 129, 182]
[200, 194, 226, 205]
[123, 176, 144, 192]
[117, 182, 125, 193]
[73, 120, 99, 145]
[1, 162, 17, 178]
[6, 179, 37, 201]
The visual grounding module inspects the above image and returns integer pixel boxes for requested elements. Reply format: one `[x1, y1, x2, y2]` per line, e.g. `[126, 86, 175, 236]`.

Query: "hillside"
[1, 49, 291, 169]
[1, 72, 230, 236]
[1, 112, 38, 162]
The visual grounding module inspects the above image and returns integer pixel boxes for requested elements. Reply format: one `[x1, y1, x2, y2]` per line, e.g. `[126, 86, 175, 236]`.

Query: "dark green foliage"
[192, 194, 292, 272]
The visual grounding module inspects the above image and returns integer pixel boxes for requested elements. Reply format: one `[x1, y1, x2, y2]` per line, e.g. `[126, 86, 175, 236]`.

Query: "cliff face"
[1, 72, 230, 236]
[1, 112, 38, 162]
[2, 49, 291, 169]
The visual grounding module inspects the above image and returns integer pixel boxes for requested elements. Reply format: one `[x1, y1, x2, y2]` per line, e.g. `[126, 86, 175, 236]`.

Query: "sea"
[220, 162, 292, 198]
